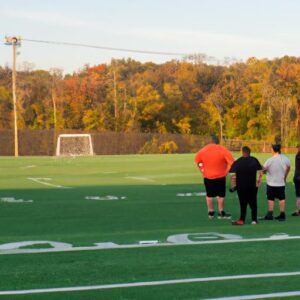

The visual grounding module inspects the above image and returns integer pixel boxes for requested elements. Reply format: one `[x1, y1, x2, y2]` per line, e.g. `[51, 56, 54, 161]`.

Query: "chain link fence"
[0, 129, 296, 156]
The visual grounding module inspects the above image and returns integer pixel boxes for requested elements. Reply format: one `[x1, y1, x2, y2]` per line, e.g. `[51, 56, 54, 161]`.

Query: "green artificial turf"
[2, 277, 300, 300]
[0, 153, 299, 299]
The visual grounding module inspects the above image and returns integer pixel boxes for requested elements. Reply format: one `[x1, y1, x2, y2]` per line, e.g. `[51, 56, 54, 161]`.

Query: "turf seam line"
[0, 271, 299, 295]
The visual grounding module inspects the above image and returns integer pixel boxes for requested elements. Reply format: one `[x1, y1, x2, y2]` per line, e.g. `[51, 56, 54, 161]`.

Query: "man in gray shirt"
[263, 144, 291, 221]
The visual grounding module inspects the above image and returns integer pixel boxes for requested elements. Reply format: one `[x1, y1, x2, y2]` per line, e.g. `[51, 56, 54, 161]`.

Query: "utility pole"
[112, 61, 119, 131]
[50, 69, 59, 130]
[5, 36, 21, 157]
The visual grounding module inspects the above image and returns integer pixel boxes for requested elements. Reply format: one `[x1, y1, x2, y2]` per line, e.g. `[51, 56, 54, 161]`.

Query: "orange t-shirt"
[194, 144, 234, 179]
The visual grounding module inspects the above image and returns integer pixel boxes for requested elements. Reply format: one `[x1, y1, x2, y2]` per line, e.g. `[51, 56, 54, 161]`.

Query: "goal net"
[56, 134, 94, 156]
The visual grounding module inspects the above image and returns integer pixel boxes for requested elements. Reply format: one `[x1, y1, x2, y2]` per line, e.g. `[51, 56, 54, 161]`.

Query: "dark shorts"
[204, 177, 226, 198]
[267, 185, 285, 201]
[293, 178, 300, 198]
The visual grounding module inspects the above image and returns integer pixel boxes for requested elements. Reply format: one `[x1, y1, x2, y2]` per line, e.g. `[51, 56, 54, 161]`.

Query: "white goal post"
[56, 134, 94, 156]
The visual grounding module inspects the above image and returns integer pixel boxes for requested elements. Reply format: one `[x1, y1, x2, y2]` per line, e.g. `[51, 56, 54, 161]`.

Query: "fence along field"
[0, 129, 283, 156]
[0, 153, 299, 299]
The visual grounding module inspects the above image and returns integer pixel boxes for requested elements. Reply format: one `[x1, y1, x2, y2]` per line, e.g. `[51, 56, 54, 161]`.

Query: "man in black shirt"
[292, 144, 300, 216]
[229, 146, 262, 225]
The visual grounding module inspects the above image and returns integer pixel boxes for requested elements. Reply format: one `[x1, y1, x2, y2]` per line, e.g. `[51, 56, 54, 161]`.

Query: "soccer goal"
[56, 134, 94, 156]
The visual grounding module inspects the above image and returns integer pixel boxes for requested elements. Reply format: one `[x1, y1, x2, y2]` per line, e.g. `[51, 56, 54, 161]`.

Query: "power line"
[22, 38, 188, 57]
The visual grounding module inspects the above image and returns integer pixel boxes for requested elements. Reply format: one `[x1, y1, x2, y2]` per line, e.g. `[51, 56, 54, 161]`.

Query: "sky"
[0, 0, 299, 73]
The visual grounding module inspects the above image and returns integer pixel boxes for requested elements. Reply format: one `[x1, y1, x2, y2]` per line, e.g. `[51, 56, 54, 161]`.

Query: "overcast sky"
[0, 0, 299, 73]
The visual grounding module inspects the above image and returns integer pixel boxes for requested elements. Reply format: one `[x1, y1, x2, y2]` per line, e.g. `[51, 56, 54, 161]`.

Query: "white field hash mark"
[27, 178, 71, 189]
[0, 272, 299, 296]
[85, 196, 127, 201]
[0, 197, 33, 203]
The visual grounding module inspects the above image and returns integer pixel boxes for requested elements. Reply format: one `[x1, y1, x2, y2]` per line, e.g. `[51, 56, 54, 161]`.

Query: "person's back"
[263, 144, 291, 221]
[294, 151, 300, 177]
[230, 146, 262, 225]
[234, 156, 262, 190]
[292, 145, 300, 216]
[265, 154, 290, 186]
[194, 135, 234, 219]
[195, 144, 233, 179]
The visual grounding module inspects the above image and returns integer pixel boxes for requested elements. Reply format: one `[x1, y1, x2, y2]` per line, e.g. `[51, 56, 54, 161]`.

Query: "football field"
[0, 153, 299, 300]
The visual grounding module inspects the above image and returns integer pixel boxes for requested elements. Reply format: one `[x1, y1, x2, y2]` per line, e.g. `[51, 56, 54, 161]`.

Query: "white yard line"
[125, 173, 198, 182]
[102, 171, 118, 174]
[0, 272, 299, 295]
[125, 176, 156, 182]
[148, 173, 199, 179]
[205, 291, 300, 299]
[27, 177, 71, 189]
[20, 165, 36, 169]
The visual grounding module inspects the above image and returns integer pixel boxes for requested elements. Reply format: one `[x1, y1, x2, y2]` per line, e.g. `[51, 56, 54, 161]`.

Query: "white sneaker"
[251, 221, 257, 225]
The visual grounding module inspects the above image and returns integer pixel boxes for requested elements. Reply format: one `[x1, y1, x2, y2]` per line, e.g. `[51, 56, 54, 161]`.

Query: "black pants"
[237, 188, 258, 222]
[294, 177, 300, 197]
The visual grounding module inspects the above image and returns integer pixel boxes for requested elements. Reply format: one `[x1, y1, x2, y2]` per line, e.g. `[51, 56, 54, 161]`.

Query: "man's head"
[272, 144, 281, 154]
[211, 135, 220, 144]
[242, 146, 251, 157]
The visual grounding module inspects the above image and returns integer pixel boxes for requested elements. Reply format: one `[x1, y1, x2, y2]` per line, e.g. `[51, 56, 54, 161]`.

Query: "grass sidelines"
[0, 153, 299, 299]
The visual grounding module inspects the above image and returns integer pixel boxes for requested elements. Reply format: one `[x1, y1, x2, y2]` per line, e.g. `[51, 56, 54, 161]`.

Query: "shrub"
[159, 140, 178, 154]
[138, 138, 160, 154]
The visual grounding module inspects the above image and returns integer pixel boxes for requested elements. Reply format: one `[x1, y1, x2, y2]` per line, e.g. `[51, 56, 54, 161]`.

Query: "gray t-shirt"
[264, 154, 291, 186]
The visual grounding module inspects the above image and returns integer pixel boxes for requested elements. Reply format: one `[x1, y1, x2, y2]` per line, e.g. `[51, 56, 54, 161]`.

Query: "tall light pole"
[5, 36, 21, 157]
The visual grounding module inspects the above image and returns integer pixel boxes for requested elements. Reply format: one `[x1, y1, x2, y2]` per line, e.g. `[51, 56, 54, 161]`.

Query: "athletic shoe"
[218, 211, 232, 219]
[291, 210, 300, 217]
[232, 219, 244, 225]
[262, 212, 274, 220]
[208, 211, 215, 219]
[275, 212, 286, 221]
[251, 221, 257, 225]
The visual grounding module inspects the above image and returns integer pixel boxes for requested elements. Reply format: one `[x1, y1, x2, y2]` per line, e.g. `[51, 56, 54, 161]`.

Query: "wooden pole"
[12, 39, 19, 157]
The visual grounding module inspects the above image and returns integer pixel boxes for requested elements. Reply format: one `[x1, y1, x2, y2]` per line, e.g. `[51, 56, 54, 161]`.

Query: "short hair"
[242, 146, 251, 155]
[211, 135, 219, 144]
[272, 144, 281, 153]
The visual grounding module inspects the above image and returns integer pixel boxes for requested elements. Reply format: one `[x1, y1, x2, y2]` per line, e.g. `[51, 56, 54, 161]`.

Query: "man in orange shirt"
[195, 135, 234, 219]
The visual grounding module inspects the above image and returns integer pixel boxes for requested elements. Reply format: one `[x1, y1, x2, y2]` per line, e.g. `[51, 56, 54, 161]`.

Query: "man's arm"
[224, 149, 234, 174]
[262, 159, 269, 174]
[283, 156, 291, 183]
[194, 151, 204, 174]
[194, 149, 203, 164]
[284, 165, 291, 182]
[255, 158, 263, 187]
[229, 160, 237, 173]
[228, 160, 237, 192]
[256, 170, 264, 187]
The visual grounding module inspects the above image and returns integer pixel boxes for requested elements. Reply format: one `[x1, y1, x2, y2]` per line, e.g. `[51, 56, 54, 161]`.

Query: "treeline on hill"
[0, 56, 300, 146]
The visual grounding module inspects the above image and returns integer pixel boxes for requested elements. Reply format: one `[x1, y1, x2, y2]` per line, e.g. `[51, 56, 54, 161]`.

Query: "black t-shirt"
[294, 153, 300, 180]
[230, 156, 262, 190]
